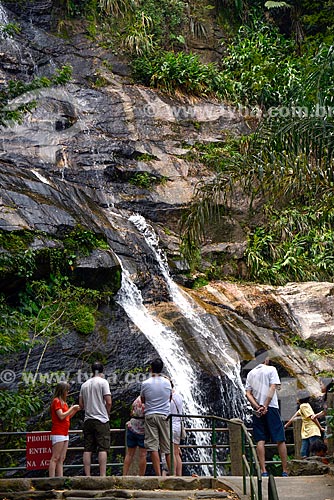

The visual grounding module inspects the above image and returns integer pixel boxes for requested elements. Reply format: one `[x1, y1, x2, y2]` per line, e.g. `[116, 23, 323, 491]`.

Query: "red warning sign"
[26, 432, 52, 470]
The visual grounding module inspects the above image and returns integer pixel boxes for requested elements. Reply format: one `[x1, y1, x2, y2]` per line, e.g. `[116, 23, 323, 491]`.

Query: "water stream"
[115, 214, 249, 474]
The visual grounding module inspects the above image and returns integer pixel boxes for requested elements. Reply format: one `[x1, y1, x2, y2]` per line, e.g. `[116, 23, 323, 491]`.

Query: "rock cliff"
[0, 1, 333, 443]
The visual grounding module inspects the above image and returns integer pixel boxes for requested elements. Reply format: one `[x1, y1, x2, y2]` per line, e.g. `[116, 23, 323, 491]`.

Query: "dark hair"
[254, 348, 267, 358]
[297, 389, 311, 404]
[53, 382, 70, 401]
[151, 357, 163, 374]
[298, 396, 310, 404]
[309, 439, 327, 456]
[320, 377, 334, 401]
[92, 361, 104, 375]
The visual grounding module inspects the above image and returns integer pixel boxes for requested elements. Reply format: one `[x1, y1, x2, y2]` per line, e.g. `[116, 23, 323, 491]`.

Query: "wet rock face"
[3, 0, 54, 29]
[1, 4, 334, 464]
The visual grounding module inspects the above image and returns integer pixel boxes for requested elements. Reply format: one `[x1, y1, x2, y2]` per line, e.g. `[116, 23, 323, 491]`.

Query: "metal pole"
[212, 418, 217, 478]
[169, 415, 174, 475]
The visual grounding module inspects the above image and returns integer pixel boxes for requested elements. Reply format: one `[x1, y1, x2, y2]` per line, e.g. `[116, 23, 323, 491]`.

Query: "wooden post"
[292, 418, 302, 459]
[327, 392, 334, 456]
[228, 419, 244, 476]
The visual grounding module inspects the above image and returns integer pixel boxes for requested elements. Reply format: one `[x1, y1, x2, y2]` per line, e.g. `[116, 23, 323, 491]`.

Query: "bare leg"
[165, 453, 171, 474]
[173, 444, 182, 476]
[150, 450, 161, 476]
[277, 441, 288, 473]
[256, 440, 267, 473]
[98, 450, 107, 476]
[139, 448, 147, 476]
[49, 441, 68, 477]
[123, 447, 136, 475]
[55, 441, 68, 477]
[83, 451, 92, 476]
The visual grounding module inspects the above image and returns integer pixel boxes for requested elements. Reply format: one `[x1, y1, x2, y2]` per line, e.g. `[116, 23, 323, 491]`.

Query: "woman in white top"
[170, 385, 183, 476]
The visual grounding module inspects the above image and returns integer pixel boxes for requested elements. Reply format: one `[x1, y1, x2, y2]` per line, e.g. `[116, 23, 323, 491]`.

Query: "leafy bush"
[132, 51, 222, 96]
[246, 208, 334, 285]
[0, 389, 43, 431]
[0, 65, 72, 126]
[220, 19, 305, 107]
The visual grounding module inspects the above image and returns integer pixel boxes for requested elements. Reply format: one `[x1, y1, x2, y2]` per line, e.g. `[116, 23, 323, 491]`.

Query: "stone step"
[0, 478, 240, 500]
[64, 491, 230, 498]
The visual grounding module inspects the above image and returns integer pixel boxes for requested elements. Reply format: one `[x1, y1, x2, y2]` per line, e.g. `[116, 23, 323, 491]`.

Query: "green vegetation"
[2, 0, 334, 439]
[132, 51, 222, 97]
[175, 6, 334, 285]
[0, 65, 72, 126]
[0, 226, 117, 435]
[0, 21, 21, 38]
[0, 225, 110, 279]
[129, 171, 167, 189]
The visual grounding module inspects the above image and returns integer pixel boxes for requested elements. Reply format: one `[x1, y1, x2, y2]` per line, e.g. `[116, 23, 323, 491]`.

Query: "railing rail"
[0, 415, 284, 500]
[168, 414, 263, 500]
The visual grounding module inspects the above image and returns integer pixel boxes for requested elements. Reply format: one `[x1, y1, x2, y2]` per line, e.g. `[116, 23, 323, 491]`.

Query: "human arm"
[55, 404, 80, 420]
[104, 394, 112, 416]
[309, 415, 325, 432]
[284, 411, 299, 429]
[79, 394, 84, 410]
[312, 409, 326, 420]
[262, 383, 278, 411]
[246, 389, 266, 415]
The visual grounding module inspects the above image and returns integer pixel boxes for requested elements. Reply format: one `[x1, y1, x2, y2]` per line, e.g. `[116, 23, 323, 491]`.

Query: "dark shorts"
[83, 419, 110, 453]
[252, 407, 285, 443]
[127, 428, 145, 448]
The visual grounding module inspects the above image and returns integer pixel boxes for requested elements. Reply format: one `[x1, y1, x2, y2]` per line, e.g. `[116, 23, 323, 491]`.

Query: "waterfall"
[115, 267, 215, 474]
[129, 214, 244, 389]
[115, 214, 249, 474]
[0, 4, 7, 25]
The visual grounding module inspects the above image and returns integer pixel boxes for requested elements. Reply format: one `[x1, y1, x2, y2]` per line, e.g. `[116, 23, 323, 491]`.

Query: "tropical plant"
[0, 389, 43, 432]
[0, 21, 21, 38]
[219, 19, 304, 107]
[99, 0, 138, 17]
[20, 277, 101, 374]
[265, 0, 305, 52]
[132, 50, 221, 96]
[0, 65, 72, 127]
[122, 12, 155, 55]
[180, 32, 334, 283]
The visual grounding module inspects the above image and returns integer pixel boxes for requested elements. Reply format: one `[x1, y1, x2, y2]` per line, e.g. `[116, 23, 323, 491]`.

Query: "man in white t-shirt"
[79, 361, 112, 476]
[245, 350, 288, 477]
[141, 358, 172, 476]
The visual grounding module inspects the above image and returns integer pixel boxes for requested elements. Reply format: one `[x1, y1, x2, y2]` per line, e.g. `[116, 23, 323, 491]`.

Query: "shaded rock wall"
[0, 2, 333, 450]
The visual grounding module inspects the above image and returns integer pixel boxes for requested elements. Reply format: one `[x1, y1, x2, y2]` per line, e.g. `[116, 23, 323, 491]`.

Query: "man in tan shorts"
[141, 358, 172, 476]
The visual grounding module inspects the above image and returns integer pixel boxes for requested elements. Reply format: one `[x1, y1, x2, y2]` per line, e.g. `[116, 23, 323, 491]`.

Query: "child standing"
[49, 382, 80, 477]
[284, 390, 325, 458]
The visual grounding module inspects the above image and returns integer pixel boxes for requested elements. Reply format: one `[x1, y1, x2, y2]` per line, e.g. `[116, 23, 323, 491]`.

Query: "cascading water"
[115, 214, 249, 474]
[0, 2, 8, 25]
[129, 215, 244, 386]
[115, 266, 216, 474]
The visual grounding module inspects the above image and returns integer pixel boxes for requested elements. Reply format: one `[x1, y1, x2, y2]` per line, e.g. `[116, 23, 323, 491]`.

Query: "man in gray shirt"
[79, 361, 112, 476]
[141, 358, 172, 475]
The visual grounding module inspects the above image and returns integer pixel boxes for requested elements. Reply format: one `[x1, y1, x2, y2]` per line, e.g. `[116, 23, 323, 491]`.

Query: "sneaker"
[282, 472, 289, 477]
[261, 472, 269, 477]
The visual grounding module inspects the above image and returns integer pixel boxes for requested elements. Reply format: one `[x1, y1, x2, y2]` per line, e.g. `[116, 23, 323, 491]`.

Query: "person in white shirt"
[170, 383, 183, 476]
[141, 358, 172, 476]
[79, 361, 112, 476]
[245, 350, 288, 477]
